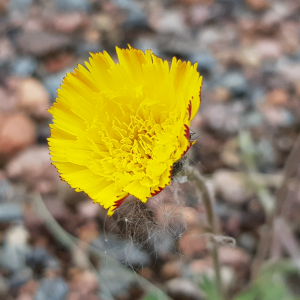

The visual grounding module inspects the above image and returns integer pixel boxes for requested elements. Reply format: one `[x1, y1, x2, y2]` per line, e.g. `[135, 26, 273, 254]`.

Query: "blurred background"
[0, 0, 300, 299]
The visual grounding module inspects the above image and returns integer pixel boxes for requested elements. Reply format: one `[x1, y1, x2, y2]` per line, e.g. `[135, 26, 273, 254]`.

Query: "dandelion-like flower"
[48, 46, 202, 216]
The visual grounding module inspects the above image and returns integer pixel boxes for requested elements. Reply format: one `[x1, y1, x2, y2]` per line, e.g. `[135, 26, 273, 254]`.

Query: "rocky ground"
[0, 0, 300, 299]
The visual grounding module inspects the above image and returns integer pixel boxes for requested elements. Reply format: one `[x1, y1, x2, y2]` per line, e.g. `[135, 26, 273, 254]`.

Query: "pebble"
[43, 68, 73, 102]
[255, 39, 282, 60]
[11, 56, 38, 77]
[167, 278, 204, 300]
[8, 268, 33, 292]
[52, 13, 88, 34]
[178, 229, 207, 258]
[68, 270, 98, 297]
[0, 203, 22, 222]
[213, 170, 253, 204]
[53, 0, 91, 13]
[0, 177, 14, 202]
[0, 225, 30, 272]
[220, 72, 248, 98]
[161, 260, 184, 280]
[266, 88, 288, 106]
[5, 146, 60, 194]
[254, 137, 276, 172]
[261, 106, 295, 128]
[0, 113, 36, 163]
[26, 246, 60, 274]
[188, 51, 215, 75]
[16, 31, 73, 58]
[16, 78, 50, 119]
[246, 0, 269, 11]
[202, 103, 244, 135]
[34, 277, 68, 300]
[8, 0, 32, 14]
[219, 246, 251, 266]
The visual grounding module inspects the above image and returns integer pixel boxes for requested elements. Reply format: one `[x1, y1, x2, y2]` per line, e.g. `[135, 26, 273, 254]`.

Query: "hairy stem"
[187, 166, 224, 300]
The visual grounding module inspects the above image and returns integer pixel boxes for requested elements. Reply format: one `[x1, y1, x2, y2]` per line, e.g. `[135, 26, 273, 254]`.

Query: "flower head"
[48, 46, 202, 216]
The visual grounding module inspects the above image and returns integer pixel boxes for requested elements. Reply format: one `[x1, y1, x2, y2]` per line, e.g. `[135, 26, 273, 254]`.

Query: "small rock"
[53, 0, 91, 12]
[78, 200, 100, 220]
[220, 72, 248, 98]
[255, 40, 282, 60]
[43, 68, 73, 101]
[218, 246, 250, 278]
[11, 57, 38, 77]
[153, 9, 187, 35]
[202, 103, 244, 135]
[246, 0, 269, 11]
[213, 86, 231, 102]
[0, 203, 22, 222]
[8, 268, 33, 292]
[254, 138, 276, 171]
[238, 233, 257, 253]
[68, 270, 98, 296]
[0, 177, 15, 202]
[133, 36, 161, 58]
[189, 258, 212, 275]
[178, 229, 207, 258]
[220, 139, 241, 168]
[0, 113, 36, 164]
[43, 51, 75, 73]
[5, 146, 60, 194]
[161, 260, 184, 280]
[188, 51, 215, 75]
[16, 31, 73, 58]
[52, 12, 88, 34]
[0, 225, 30, 272]
[266, 88, 288, 106]
[0, 37, 15, 61]
[118, 0, 149, 31]
[213, 170, 253, 204]
[0, 274, 9, 295]
[35, 277, 68, 300]
[188, 4, 210, 27]
[37, 122, 51, 144]
[167, 278, 204, 300]
[17, 280, 38, 300]
[17, 78, 50, 119]
[8, 0, 32, 14]
[76, 42, 102, 59]
[261, 106, 295, 128]
[26, 246, 59, 275]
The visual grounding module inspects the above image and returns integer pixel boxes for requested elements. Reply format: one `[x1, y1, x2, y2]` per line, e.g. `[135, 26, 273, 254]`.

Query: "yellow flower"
[48, 46, 202, 216]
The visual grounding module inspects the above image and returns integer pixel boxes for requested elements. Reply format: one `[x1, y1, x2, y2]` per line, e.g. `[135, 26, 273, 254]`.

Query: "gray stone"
[35, 277, 68, 300]
[53, 0, 91, 12]
[8, 268, 32, 290]
[188, 51, 216, 74]
[0, 179, 14, 203]
[16, 31, 73, 58]
[12, 56, 38, 77]
[167, 278, 204, 300]
[0, 225, 30, 272]
[202, 103, 245, 135]
[220, 72, 248, 98]
[8, 0, 32, 14]
[0, 203, 22, 222]
[27, 246, 60, 273]
[43, 68, 73, 102]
